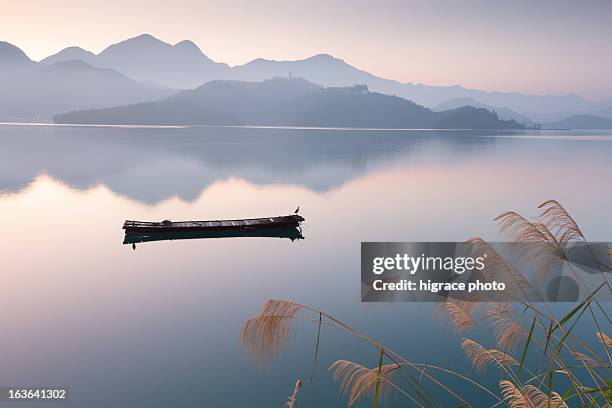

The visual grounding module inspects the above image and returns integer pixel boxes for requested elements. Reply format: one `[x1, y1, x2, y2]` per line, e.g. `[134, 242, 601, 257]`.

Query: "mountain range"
[33, 34, 230, 89]
[543, 114, 612, 129]
[0, 60, 176, 119]
[0, 41, 36, 79]
[433, 97, 535, 125]
[55, 77, 524, 129]
[2, 34, 612, 125]
[228, 56, 611, 121]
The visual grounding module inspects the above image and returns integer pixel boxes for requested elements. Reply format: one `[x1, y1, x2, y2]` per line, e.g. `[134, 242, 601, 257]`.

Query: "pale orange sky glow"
[1, 0, 611, 100]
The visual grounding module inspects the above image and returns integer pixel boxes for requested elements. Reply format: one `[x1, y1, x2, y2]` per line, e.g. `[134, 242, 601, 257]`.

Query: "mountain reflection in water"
[0, 124, 508, 203]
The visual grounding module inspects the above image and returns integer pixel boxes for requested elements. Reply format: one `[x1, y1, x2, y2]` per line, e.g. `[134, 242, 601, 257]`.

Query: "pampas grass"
[538, 200, 585, 245]
[499, 380, 568, 408]
[444, 301, 476, 333]
[328, 360, 399, 406]
[240, 200, 611, 407]
[570, 351, 605, 367]
[466, 238, 533, 301]
[495, 211, 566, 279]
[482, 303, 528, 352]
[596, 331, 612, 348]
[462, 338, 518, 372]
[241, 300, 303, 363]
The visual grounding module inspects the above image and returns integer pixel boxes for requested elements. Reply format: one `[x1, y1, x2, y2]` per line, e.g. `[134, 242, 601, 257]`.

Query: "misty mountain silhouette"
[55, 77, 524, 129]
[0, 60, 177, 118]
[592, 103, 612, 119]
[25, 35, 611, 118]
[231, 53, 372, 86]
[95, 34, 230, 89]
[0, 41, 35, 79]
[2, 35, 612, 121]
[544, 114, 612, 129]
[227, 53, 610, 119]
[433, 97, 535, 125]
[42, 35, 231, 89]
[40, 46, 96, 66]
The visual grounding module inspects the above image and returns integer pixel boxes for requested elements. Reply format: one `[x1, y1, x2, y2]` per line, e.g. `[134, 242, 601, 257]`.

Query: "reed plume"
[538, 200, 585, 245]
[241, 300, 304, 363]
[328, 360, 399, 406]
[499, 380, 568, 408]
[495, 211, 565, 279]
[532, 222, 559, 245]
[285, 379, 302, 408]
[495, 211, 553, 243]
[466, 238, 533, 301]
[444, 301, 476, 333]
[596, 331, 612, 348]
[499, 380, 533, 407]
[570, 351, 605, 367]
[433, 297, 479, 335]
[462, 338, 517, 372]
[433, 298, 477, 317]
[481, 303, 527, 352]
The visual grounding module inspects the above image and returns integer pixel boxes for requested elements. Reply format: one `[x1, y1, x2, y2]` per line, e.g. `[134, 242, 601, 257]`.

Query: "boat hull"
[123, 226, 304, 244]
[123, 215, 304, 234]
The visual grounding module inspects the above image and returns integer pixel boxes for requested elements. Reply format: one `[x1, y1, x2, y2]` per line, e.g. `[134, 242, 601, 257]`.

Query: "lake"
[0, 124, 610, 407]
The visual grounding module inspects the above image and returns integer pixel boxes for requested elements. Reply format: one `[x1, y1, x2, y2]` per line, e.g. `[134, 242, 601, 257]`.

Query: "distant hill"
[55, 78, 525, 129]
[0, 41, 35, 79]
[40, 46, 96, 66]
[228, 54, 608, 117]
[98, 34, 230, 89]
[230, 54, 375, 89]
[433, 97, 535, 125]
[590, 104, 612, 120]
[0, 60, 177, 119]
[544, 114, 612, 129]
[41, 35, 231, 89]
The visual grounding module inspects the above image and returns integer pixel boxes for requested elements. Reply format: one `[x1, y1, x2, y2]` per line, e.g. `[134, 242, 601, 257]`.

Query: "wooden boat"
[123, 214, 304, 234]
[123, 226, 304, 245]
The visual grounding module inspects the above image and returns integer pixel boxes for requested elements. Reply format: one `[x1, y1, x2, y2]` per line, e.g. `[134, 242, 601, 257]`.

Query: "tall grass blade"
[547, 371, 553, 408]
[542, 318, 554, 365]
[373, 347, 384, 408]
[398, 370, 441, 408]
[309, 312, 323, 383]
[518, 315, 537, 381]
[551, 282, 605, 336]
[554, 298, 590, 355]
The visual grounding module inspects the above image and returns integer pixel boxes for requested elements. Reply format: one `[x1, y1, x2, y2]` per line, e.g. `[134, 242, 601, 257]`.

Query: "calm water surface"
[1, 125, 610, 407]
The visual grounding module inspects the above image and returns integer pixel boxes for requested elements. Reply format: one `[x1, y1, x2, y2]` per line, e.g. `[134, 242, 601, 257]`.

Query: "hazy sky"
[2, 0, 611, 100]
